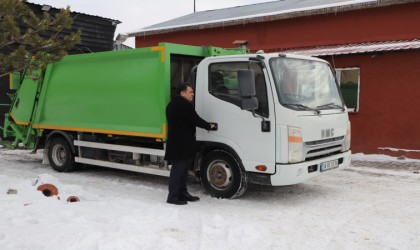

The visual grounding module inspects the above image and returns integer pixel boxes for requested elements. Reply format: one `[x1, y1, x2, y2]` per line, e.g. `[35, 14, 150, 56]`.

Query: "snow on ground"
[352, 153, 420, 162]
[1, 149, 420, 250]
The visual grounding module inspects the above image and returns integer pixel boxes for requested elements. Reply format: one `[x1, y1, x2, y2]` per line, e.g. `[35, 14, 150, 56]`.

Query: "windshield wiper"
[317, 103, 345, 112]
[283, 103, 320, 115]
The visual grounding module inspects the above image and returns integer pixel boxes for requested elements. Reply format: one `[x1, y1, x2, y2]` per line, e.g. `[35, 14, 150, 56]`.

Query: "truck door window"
[250, 63, 269, 117]
[209, 62, 269, 117]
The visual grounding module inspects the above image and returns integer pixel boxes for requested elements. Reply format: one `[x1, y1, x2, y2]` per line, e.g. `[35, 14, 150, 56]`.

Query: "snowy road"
[1, 149, 419, 250]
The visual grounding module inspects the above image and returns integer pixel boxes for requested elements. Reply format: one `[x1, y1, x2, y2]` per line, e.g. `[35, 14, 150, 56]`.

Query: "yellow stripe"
[9, 73, 13, 89]
[10, 110, 168, 139]
[10, 113, 29, 126]
[151, 46, 165, 62]
[32, 123, 167, 139]
[162, 123, 167, 138]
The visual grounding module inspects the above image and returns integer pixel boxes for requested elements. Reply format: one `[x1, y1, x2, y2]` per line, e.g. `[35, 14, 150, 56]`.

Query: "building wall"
[136, 2, 420, 50]
[323, 51, 420, 158]
[135, 2, 420, 158]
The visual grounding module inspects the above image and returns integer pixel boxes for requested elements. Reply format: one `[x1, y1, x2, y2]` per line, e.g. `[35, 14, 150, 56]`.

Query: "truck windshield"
[269, 57, 344, 111]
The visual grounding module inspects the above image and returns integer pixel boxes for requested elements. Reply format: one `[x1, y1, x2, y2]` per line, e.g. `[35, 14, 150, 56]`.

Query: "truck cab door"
[195, 58, 276, 174]
[9, 74, 40, 125]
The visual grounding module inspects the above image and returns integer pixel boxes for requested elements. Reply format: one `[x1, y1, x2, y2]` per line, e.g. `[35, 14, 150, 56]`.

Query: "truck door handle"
[210, 122, 218, 131]
[261, 120, 270, 132]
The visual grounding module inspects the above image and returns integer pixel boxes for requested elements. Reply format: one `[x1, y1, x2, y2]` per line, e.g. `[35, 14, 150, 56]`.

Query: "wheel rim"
[51, 144, 67, 166]
[207, 160, 233, 190]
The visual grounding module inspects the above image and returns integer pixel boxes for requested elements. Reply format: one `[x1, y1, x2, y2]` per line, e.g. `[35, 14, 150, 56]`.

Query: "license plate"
[320, 159, 339, 172]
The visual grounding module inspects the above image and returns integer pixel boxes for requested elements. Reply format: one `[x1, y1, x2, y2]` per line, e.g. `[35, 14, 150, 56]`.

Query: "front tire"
[47, 137, 75, 172]
[200, 151, 248, 199]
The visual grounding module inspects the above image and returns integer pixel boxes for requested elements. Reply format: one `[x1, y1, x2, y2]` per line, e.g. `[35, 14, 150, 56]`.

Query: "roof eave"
[127, 0, 417, 37]
[276, 39, 420, 56]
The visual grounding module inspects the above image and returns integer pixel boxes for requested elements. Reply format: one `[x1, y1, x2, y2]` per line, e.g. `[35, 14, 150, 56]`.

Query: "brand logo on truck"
[321, 128, 334, 139]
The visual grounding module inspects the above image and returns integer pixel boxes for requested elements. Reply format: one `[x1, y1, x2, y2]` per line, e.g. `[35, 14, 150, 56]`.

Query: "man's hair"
[176, 83, 192, 95]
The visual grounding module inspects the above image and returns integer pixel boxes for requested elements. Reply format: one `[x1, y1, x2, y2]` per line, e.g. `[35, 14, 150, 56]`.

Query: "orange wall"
[323, 51, 420, 158]
[136, 3, 420, 50]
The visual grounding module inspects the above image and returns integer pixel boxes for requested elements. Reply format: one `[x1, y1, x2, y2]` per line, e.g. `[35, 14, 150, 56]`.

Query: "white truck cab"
[194, 53, 351, 198]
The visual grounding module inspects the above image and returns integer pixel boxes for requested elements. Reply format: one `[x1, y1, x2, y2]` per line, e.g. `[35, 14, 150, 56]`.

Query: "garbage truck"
[2, 43, 351, 198]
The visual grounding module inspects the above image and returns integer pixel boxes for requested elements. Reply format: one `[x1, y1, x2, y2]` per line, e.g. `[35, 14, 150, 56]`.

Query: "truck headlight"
[344, 121, 351, 151]
[288, 126, 304, 163]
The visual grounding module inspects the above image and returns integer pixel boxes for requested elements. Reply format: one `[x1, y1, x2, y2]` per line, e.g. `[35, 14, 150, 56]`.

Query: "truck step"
[75, 157, 170, 177]
[74, 140, 165, 156]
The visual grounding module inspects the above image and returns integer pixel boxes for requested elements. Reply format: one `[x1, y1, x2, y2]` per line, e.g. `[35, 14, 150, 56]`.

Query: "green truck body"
[4, 43, 245, 147]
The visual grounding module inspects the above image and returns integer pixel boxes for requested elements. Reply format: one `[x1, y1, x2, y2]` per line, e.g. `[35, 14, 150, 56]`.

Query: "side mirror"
[238, 70, 258, 111]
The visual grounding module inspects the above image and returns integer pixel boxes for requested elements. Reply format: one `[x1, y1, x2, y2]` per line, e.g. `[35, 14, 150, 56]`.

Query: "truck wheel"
[48, 137, 75, 172]
[200, 151, 248, 199]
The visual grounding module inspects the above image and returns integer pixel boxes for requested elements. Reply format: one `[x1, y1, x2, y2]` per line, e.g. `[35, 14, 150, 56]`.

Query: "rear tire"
[200, 150, 248, 199]
[47, 137, 75, 172]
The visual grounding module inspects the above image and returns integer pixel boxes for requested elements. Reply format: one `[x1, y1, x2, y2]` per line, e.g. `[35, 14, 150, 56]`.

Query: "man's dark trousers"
[168, 159, 191, 200]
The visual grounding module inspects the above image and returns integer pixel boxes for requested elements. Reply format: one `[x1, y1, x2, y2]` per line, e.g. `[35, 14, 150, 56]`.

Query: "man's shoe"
[180, 193, 200, 202]
[167, 198, 187, 205]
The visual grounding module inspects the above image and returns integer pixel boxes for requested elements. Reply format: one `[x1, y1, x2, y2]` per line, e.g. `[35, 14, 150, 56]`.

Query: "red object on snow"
[37, 184, 59, 197]
[67, 196, 80, 202]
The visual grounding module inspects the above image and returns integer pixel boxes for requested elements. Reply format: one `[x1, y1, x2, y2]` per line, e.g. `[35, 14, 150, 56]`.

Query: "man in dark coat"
[165, 83, 215, 205]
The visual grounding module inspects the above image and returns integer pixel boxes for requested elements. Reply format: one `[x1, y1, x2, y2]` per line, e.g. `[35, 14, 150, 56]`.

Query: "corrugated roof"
[27, 1, 120, 23]
[26, 2, 121, 53]
[277, 39, 420, 56]
[127, 0, 418, 37]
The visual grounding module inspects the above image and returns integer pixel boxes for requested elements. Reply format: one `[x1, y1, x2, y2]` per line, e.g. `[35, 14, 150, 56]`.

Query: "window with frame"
[336, 68, 360, 112]
[209, 62, 269, 117]
[170, 54, 203, 99]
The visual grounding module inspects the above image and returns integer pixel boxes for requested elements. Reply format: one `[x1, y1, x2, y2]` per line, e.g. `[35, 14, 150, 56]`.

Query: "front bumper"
[270, 151, 351, 186]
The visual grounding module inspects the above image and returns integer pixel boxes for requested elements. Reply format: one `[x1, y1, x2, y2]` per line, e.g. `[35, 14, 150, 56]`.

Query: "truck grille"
[304, 137, 344, 161]
[305, 136, 344, 146]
